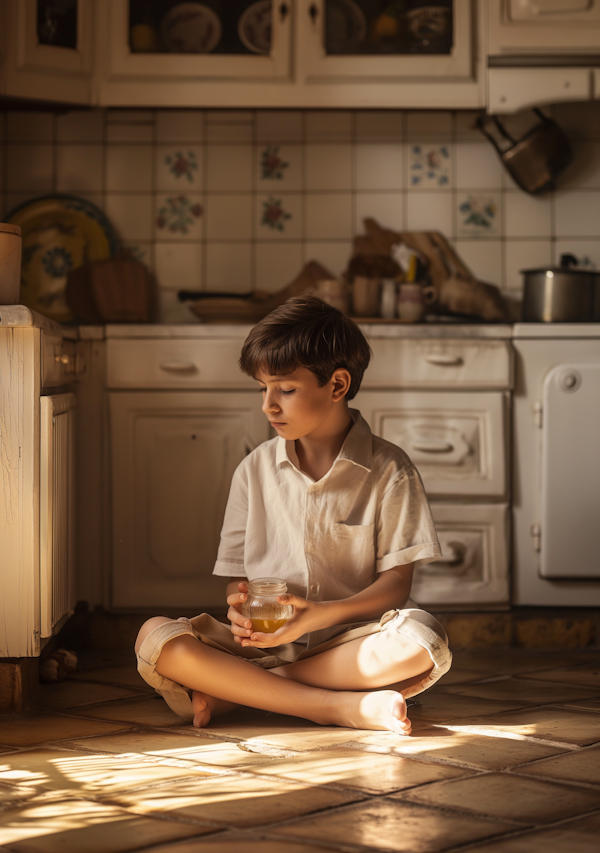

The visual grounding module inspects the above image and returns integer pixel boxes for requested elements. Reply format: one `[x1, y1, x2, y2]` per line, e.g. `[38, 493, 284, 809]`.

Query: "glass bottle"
[241, 578, 294, 633]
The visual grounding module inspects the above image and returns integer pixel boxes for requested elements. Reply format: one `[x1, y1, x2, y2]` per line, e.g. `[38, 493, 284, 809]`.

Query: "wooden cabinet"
[40, 393, 77, 639]
[109, 390, 270, 610]
[0, 0, 94, 104]
[0, 313, 79, 658]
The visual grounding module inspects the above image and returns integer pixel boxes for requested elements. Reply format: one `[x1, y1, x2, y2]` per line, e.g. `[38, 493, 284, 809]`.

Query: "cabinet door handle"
[411, 441, 454, 454]
[424, 354, 463, 366]
[309, 2, 319, 25]
[159, 360, 197, 372]
[279, 2, 289, 22]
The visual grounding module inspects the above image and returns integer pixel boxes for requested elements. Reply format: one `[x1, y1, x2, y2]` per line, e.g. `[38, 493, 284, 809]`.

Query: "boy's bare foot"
[338, 690, 412, 736]
[191, 691, 239, 728]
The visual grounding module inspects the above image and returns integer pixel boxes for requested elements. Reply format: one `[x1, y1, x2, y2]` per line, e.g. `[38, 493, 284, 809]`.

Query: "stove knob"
[558, 369, 581, 392]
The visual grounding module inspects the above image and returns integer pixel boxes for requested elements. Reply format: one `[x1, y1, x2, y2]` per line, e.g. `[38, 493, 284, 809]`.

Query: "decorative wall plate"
[160, 3, 222, 53]
[6, 194, 118, 323]
[238, 1, 272, 55]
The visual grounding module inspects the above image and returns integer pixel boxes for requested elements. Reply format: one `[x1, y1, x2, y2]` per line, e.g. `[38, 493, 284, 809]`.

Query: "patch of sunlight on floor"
[0, 796, 125, 844]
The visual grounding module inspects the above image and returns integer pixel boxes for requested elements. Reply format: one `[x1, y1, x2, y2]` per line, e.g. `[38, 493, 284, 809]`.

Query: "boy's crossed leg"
[135, 617, 433, 734]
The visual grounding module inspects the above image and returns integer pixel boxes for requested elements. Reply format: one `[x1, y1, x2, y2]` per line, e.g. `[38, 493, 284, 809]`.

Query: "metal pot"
[522, 258, 600, 323]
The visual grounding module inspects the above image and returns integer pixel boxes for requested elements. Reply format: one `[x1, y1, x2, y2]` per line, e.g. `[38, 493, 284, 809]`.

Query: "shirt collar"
[276, 408, 373, 472]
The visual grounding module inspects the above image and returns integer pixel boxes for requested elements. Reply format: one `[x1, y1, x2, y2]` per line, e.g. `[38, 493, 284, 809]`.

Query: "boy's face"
[256, 366, 349, 441]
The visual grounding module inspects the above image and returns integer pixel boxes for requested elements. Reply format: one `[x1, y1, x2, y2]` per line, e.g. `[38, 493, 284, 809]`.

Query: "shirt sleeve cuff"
[377, 542, 443, 573]
[213, 561, 247, 577]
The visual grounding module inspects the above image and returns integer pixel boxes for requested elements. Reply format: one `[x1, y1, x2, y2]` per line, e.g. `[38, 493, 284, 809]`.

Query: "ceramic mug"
[316, 279, 350, 314]
[397, 282, 426, 323]
[352, 276, 382, 317]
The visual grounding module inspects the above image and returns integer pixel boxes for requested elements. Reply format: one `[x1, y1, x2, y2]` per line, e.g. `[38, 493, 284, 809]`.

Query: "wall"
[1, 103, 600, 323]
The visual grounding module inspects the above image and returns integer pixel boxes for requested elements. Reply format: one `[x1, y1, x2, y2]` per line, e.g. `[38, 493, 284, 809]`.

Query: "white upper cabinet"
[0, 0, 94, 104]
[488, 0, 600, 54]
[95, 0, 482, 108]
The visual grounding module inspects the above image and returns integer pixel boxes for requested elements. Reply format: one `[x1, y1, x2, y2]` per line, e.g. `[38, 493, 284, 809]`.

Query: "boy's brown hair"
[239, 295, 371, 400]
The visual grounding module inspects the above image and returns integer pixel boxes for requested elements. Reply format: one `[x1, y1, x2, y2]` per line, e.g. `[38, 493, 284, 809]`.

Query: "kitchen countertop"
[0, 305, 78, 339]
[103, 322, 514, 340]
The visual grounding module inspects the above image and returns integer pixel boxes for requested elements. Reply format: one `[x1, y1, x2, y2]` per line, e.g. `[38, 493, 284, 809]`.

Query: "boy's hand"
[240, 595, 333, 648]
[226, 582, 255, 643]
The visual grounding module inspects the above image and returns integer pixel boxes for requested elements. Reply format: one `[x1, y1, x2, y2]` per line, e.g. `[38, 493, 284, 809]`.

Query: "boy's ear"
[331, 368, 352, 401]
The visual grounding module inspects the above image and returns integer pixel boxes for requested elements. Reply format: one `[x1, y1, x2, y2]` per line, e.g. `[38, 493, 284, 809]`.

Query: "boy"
[135, 296, 451, 736]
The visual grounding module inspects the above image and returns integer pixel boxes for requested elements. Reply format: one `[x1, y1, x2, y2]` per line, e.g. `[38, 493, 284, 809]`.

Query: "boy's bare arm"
[232, 565, 415, 649]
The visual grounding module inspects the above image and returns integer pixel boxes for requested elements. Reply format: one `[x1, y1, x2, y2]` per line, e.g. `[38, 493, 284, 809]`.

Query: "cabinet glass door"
[108, 0, 292, 81]
[303, 0, 472, 82]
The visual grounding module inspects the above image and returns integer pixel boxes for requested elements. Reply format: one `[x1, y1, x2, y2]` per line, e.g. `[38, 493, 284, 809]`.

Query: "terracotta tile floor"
[0, 648, 599, 853]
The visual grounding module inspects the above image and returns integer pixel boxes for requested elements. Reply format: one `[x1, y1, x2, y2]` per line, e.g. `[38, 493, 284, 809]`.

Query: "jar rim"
[247, 577, 287, 595]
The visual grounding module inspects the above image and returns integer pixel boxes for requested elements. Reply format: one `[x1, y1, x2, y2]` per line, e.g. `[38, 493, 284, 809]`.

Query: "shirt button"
[310, 583, 319, 594]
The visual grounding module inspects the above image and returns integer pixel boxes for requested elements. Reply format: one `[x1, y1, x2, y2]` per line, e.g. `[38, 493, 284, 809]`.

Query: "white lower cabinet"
[354, 390, 508, 499]
[412, 504, 510, 607]
[109, 391, 270, 611]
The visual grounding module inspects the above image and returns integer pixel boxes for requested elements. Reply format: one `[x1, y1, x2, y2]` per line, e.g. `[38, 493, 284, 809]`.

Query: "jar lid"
[0, 223, 21, 236]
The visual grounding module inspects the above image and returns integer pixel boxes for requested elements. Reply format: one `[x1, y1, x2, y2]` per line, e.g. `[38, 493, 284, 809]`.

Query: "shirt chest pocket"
[327, 522, 376, 585]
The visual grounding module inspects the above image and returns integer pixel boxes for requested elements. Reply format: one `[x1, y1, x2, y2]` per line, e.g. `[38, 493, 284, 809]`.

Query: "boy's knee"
[135, 616, 173, 655]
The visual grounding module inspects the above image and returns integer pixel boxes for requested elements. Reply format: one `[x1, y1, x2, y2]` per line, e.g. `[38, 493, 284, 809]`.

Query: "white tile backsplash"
[105, 194, 153, 241]
[255, 242, 304, 291]
[205, 241, 253, 291]
[7, 113, 54, 142]
[5, 104, 600, 323]
[156, 110, 204, 143]
[206, 193, 252, 240]
[355, 193, 403, 233]
[505, 191, 552, 239]
[206, 144, 253, 192]
[505, 240, 553, 292]
[455, 142, 503, 190]
[6, 144, 54, 192]
[155, 242, 203, 290]
[57, 144, 104, 193]
[406, 191, 453, 234]
[56, 110, 104, 143]
[555, 190, 600, 238]
[306, 144, 352, 192]
[106, 145, 153, 192]
[356, 144, 403, 191]
[306, 193, 353, 240]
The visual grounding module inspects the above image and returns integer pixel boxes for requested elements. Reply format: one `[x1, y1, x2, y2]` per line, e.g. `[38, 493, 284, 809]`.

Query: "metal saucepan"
[522, 255, 600, 323]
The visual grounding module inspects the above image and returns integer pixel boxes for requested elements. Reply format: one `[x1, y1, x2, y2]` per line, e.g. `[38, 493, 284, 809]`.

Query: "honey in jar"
[241, 578, 293, 634]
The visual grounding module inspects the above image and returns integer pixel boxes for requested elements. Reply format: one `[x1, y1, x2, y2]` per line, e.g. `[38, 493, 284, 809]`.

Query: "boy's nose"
[262, 392, 280, 414]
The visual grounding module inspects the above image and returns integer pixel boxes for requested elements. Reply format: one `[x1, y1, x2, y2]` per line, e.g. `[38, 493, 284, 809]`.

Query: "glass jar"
[241, 578, 294, 634]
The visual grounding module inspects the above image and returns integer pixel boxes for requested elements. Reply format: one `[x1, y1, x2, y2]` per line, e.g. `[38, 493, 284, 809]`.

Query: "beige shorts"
[136, 608, 452, 722]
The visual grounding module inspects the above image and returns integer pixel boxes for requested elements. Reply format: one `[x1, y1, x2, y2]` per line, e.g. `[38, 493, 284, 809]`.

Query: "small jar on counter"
[241, 578, 294, 634]
[380, 279, 398, 319]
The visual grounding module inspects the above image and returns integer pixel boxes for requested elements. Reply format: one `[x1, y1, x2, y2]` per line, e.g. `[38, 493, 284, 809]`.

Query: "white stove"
[512, 324, 600, 605]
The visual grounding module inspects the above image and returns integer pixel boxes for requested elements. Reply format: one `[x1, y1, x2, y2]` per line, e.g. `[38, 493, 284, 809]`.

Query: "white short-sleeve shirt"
[213, 409, 442, 646]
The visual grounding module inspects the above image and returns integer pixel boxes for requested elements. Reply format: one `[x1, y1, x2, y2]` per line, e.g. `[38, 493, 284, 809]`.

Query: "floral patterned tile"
[256, 194, 302, 240]
[457, 193, 502, 237]
[156, 146, 202, 192]
[256, 143, 302, 191]
[408, 142, 452, 188]
[155, 193, 203, 240]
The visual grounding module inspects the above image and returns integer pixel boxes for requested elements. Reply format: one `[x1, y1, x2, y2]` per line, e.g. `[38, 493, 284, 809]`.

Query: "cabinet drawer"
[106, 338, 253, 389]
[355, 390, 508, 498]
[363, 339, 512, 389]
[412, 503, 509, 606]
[41, 333, 77, 388]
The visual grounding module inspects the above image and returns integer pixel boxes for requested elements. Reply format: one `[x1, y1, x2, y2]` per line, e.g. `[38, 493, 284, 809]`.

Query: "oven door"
[540, 363, 600, 578]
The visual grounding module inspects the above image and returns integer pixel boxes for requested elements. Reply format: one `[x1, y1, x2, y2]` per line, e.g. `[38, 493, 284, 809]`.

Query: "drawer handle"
[411, 441, 454, 454]
[159, 360, 197, 372]
[425, 354, 463, 366]
[438, 542, 466, 566]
